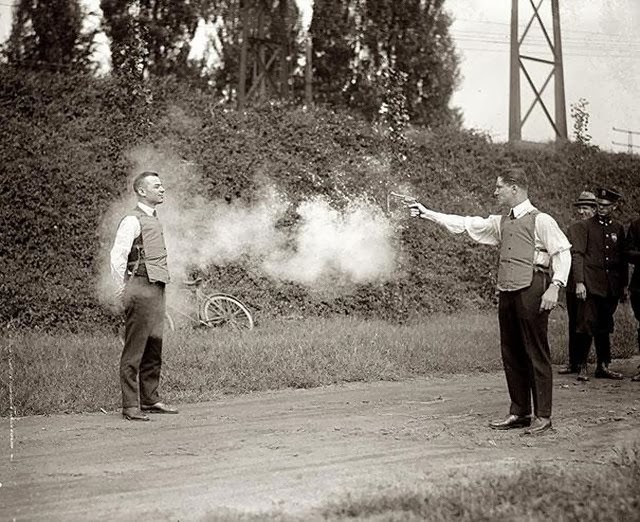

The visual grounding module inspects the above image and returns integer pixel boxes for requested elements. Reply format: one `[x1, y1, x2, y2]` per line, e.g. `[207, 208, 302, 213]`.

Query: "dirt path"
[3, 360, 640, 521]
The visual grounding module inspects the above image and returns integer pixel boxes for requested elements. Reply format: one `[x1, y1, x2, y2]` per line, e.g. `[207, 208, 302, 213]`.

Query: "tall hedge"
[1, 68, 639, 330]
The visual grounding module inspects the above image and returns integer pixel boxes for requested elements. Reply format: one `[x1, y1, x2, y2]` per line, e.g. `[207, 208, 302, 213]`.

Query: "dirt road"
[3, 361, 640, 521]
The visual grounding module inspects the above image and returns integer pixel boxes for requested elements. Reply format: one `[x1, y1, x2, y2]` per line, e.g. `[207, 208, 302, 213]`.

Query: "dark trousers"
[576, 294, 619, 367]
[120, 276, 166, 409]
[631, 292, 640, 352]
[498, 272, 552, 418]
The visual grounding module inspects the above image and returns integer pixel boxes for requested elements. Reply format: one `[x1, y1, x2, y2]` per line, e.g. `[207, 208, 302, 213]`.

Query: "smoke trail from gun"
[97, 146, 401, 307]
[263, 196, 395, 286]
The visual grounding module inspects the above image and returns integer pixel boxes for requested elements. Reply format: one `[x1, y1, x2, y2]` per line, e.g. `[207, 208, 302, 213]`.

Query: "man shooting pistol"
[405, 168, 571, 436]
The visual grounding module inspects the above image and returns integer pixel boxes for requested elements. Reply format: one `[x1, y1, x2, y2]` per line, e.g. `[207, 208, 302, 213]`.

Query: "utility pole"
[509, 0, 568, 143]
[612, 127, 640, 154]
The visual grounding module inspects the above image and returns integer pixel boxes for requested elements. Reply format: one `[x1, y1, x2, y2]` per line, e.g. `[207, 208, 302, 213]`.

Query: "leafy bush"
[2, 68, 639, 330]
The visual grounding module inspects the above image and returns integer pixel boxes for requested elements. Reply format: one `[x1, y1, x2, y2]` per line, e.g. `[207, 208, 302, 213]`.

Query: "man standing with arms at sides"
[571, 189, 627, 381]
[110, 171, 178, 421]
[625, 213, 640, 381]
[408, 168, 571, 435]
[559, 191, 597, 380]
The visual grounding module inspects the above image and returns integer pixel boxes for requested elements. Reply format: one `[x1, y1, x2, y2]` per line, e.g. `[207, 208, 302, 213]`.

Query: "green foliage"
[570, 97, 592, 146]
[377, 67, 410, 146]
[100, 0, 204, 78]
[3, 0, 96, 72]
[1, 69, 640, 330]
[310, 0, 460, 126]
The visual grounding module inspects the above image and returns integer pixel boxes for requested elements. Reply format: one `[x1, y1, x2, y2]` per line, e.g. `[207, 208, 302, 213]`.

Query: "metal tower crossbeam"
[509, 0, 567, 143]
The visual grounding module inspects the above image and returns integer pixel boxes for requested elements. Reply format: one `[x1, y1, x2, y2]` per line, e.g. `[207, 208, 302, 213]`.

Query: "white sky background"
[447, 0, 640, 150]
[0, 1, 638, 151]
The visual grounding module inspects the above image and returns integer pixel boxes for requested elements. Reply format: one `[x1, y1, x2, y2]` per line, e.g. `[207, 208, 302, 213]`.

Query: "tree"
[309, 0, 356, 107]
[3, 0, 95, 72]
[100, 0, 212, 78]
[310, 0, 460, 127]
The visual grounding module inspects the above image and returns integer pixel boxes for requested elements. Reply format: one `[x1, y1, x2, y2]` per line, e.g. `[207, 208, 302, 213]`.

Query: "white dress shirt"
[110, 202, 156, 296]
[419, 199, 572, 285]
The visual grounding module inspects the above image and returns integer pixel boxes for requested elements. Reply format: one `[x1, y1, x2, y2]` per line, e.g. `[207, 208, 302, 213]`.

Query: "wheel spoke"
[202, 295, 253, 330]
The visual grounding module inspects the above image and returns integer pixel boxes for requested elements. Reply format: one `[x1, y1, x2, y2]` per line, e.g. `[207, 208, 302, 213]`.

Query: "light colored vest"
[497, 210, 545, 291]
[126, 207, 170, 284]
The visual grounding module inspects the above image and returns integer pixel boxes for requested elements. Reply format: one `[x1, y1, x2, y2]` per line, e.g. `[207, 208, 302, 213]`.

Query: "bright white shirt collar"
[137, 201, 156, 216]
[510, 199, 535, 219]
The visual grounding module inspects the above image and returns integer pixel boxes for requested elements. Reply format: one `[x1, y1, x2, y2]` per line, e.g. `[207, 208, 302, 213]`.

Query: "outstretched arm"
[409, 201, 501, 246]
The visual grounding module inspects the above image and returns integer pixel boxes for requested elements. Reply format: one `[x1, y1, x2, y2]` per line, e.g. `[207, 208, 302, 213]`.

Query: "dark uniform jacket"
[625, 218, 640, 293]
[570, 215, 627, 298]
[566, 220, 582, 293]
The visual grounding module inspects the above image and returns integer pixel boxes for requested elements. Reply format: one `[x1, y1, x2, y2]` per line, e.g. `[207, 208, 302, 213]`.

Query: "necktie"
[508, 209, 515, 220]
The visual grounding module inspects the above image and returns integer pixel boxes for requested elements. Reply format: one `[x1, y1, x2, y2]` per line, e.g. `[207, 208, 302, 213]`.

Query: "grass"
[0, 307, 637, 416]
[197, 447, 640, 521]
[314, 447, 640, 521]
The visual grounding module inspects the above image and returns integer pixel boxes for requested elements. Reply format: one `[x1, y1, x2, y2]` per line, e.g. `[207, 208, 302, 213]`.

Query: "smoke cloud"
[263, 196, 395, 286]
[98, 146, 400, 306]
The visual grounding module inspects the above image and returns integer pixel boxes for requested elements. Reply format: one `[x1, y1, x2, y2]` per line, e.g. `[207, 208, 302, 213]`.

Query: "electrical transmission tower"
[237, 0, 313, 108]
[238, 0, 291, 108]
[509, 0, 567, 143]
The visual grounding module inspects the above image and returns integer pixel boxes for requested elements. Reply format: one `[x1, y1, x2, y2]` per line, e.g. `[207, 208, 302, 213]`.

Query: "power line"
[452, 30, 640, 48]
[456, 46, 635, 60]
[453, 17, 638, 39]
[612, 127, 640, 154]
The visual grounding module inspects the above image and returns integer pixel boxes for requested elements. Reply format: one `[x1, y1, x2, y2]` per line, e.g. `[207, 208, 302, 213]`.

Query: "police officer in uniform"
[110, 171, 178, 421]
[408, 168, 571, 435]
[625, 215, 640, 381]
[570, 188, 628, 380]
[559, 191, 597, 377]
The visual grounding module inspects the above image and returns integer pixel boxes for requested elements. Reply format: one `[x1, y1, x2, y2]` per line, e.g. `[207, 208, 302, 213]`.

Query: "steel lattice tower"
[509, 0, 567, 142]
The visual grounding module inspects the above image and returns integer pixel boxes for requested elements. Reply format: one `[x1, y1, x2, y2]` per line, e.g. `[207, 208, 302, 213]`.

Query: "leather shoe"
[141, 402, 179, 414]
[522, 417, 552, 435]
[577, 366, 590, 382]
[489, 414, 531, 430]
[594, 366, 623, 380]
[558, 366, 577, 375]
[122, 407, 150, 421]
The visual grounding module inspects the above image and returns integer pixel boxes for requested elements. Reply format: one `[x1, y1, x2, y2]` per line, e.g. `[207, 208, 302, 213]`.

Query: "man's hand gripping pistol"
[389, 192, 426, 218]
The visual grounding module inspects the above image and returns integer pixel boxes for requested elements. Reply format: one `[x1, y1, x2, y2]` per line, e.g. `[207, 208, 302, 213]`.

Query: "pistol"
[389, 191, 418, 205]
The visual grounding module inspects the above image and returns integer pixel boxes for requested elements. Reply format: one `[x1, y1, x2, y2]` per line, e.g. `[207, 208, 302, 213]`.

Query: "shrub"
[2, 68, 639, 330]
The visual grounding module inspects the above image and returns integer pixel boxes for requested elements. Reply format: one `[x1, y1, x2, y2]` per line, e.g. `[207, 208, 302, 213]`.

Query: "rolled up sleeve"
[536, 213, 572, 285]
[421, 209, 501, 246]
[110, 216, 139, 297]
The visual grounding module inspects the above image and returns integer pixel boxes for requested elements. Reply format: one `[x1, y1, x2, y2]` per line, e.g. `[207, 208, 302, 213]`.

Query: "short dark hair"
[500, 167, 529, 191]
[132, 171, 160, 194]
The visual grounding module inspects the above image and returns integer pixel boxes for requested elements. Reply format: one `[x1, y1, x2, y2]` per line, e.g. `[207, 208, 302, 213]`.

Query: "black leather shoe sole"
[122, 412, 150, 421]
[141, 406, 178, 414]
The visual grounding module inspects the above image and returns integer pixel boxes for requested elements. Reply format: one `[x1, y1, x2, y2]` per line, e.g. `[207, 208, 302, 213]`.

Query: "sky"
[0, 1, 638, 152]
